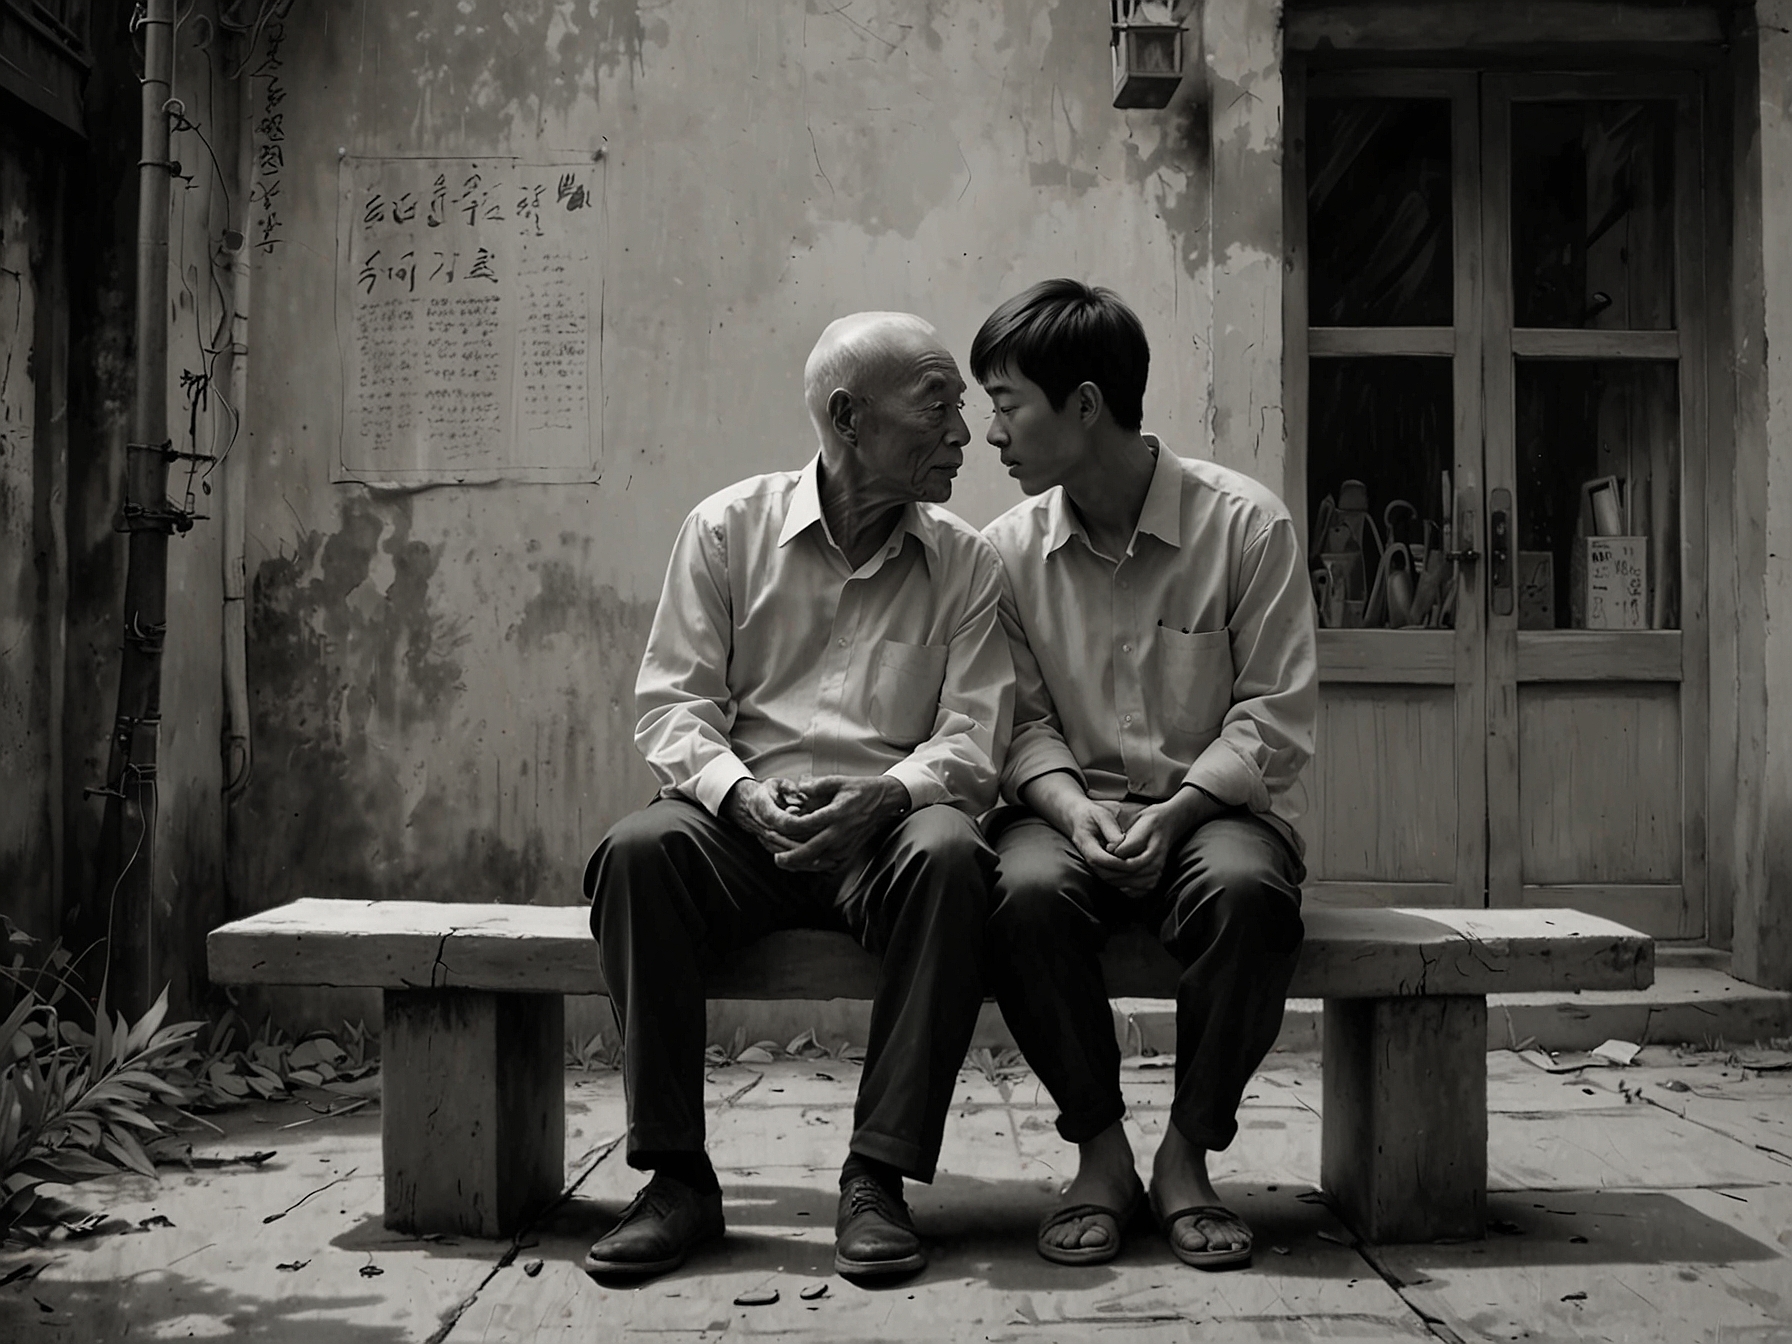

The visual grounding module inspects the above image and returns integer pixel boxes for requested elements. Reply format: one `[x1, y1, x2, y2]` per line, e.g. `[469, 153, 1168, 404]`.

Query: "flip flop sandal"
[1035, 1182, 1146, 1267]
[1153, 1196, 1254, 1271]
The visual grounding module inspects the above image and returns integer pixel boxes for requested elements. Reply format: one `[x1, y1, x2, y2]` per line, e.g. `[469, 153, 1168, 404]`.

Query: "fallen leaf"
[524, 1259, 544, 1277]
[275, 1260, 309, 1272]
[800, 1281, 829, 1300]
[359, 1264, 384, 1278]
[1518, 1049, 1586, 1074]
[64, 1214, 110, 1239]
[1562, 1291, 1587, 1302]
[736, 1047, 775, 1064]
[734, 1287, 779, 1306]
[1569, 1235, 1589, 1244]
[1589, 1039, 1641, 1067]
[0, 1263, 46, 1288]
[138, 1215, 176, 1230]
[1316, 1230, 1348, 1245]
[1660, 1079, 1691, 1092]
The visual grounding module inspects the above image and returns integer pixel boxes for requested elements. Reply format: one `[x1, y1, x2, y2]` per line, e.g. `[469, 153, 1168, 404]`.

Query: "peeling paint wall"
[0, 122, 64, 944]
[234, 0, 1272, 935]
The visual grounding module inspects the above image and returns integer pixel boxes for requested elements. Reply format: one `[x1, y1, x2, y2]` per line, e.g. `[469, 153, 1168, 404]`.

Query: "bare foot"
[1039, 1122, 1143, 1254]
[1151, 1122, 1250, 1258]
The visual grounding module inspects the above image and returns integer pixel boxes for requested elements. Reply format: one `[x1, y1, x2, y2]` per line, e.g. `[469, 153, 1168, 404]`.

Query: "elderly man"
[975, 280, 1316, 1271]
[581, 312, 1014, 1283]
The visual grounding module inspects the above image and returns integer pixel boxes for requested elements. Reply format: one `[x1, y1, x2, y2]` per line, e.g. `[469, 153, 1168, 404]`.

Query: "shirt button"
[837, 638, 847, 647]
[1122, 643, 1132, 653]
[1123, 714, 1134, 725]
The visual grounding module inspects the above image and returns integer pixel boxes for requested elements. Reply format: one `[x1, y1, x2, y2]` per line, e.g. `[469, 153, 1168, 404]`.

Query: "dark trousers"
[586, 797, 994, 1182]
[984, 807, 1305, 1152]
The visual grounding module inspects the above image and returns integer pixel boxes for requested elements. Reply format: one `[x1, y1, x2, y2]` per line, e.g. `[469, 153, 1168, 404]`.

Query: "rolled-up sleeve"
[884, 543, 1015, 815]
[995, 570, 1085, 804]
[1184, 515, 1318, 811]
[633, 508, 754, 815]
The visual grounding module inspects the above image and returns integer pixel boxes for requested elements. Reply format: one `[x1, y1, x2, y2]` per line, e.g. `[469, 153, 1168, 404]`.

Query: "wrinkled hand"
[1093, 788, 1223, 896]
[1059, 796, 1128, 874]
[719, 777, 807, 857]
[771, 774, 912, 873]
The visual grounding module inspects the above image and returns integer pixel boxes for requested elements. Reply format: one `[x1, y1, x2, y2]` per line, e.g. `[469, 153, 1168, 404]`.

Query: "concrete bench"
[207, 899, 1652, 1245]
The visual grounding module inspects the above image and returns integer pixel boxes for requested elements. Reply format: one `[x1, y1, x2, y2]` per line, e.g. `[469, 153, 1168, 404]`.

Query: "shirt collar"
[777, 455, 828, 549]
[778, 454, 941, 570]
[1041, 434, 1183, 556]
[1135, 435, 1184, 549]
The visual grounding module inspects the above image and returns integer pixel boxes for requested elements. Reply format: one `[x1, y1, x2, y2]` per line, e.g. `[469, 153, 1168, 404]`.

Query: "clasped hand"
[721, 774, 911, 873]
[1065, 789, 1216, 897]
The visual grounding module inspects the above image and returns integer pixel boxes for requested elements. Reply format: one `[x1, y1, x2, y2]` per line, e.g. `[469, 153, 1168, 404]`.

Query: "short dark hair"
[970, 279, 1150, 432]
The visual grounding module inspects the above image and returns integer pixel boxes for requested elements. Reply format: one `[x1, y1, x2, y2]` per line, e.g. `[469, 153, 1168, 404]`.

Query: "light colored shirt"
[982, 437, 1317, 854]
[635, 456, 1015, 819]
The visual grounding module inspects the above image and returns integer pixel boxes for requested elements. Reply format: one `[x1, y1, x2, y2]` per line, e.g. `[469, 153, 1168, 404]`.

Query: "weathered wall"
[1733, 2, 1792, 988]
[0, 119, 66, 943]
[232, 0, 1275, 933]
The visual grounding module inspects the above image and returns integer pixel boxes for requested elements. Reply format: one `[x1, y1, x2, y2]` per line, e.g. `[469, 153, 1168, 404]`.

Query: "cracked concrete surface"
[4, 1047, 1791, 1341]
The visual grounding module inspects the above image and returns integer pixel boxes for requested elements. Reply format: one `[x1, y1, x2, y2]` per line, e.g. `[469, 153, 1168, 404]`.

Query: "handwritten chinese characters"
[251, 20, 288, 253]
[339, 157, 601, 482]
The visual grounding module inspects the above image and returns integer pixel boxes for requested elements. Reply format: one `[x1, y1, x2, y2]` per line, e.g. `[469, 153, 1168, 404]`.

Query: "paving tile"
[0, 1107, 492, 1344]
[1370, 1186, 1792, 1343]
[10, 1051, 1785, 1342]
[455, 1184, 1429, 1342]
[1488, 1108, 1792, 1191]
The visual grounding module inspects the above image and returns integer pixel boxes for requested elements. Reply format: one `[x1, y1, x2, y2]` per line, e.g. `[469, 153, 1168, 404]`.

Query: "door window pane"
[1512, 101, 1675, 330]
[1515, 360, 1679, 629]
[1307, 99, 1453, 327]
[1308, 357, 1455, 629]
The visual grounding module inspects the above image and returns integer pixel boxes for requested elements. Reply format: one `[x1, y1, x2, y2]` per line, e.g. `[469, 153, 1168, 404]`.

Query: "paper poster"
[335, 156, 602, 483]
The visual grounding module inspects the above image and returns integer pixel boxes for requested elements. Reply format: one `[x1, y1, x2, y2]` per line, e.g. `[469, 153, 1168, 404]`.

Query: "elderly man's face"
[855, 345, 971, 505]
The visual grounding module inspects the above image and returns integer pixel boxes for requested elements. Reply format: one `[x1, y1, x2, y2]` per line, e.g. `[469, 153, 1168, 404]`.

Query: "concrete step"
[563, 966, 1792, 1060]
[1117, 966, 1792, 1056]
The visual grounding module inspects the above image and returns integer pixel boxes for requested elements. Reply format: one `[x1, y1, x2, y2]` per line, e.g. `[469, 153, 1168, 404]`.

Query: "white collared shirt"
[983, 437, 1317, 853]
[635, 455, 1015, 817]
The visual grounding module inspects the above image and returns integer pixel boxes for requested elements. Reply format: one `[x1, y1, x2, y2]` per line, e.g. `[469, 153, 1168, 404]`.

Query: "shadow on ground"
[1368, 1189, 1781, 1272]
[0, 1272, 418, 1343]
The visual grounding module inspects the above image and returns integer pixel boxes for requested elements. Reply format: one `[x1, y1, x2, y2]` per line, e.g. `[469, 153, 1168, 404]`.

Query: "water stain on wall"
[353, 0, 667, 149]
[507, 557, 660, 831]
[237, 507, 660, 913]
[238, 495, 481, 907]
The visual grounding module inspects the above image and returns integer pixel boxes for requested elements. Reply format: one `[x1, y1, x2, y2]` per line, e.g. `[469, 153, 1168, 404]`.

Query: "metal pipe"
[95, 0, 176, 1018]
[221, 29, 255, 804]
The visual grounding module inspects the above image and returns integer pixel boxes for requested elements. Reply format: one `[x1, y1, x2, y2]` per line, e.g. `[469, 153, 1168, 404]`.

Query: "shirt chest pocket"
[869, 641, 949, 748]
[1156, 628, 1234, 734]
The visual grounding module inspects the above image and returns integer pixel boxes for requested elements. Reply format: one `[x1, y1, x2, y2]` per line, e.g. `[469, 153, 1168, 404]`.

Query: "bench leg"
[381, 988, 565, 1238]
[1320, 995, 1487, 1243]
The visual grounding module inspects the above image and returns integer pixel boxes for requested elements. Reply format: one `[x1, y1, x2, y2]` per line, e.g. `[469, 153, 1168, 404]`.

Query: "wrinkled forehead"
[885, 337, 964, 398]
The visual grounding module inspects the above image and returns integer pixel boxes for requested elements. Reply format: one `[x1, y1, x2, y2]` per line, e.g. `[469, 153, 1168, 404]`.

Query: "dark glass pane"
[1515, 361, 1679, 630]
[1308, 358, 1456, 629]
[1512, 101, 1676, 329]
[1307, 99, 1453, 327]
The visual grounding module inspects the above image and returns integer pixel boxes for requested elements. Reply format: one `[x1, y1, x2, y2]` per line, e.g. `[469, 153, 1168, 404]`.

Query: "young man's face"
[981, 365, 1090, 497]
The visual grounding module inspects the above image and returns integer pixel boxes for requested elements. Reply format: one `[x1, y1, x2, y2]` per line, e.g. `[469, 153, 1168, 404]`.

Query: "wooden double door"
[1287, 69, 1709, 941]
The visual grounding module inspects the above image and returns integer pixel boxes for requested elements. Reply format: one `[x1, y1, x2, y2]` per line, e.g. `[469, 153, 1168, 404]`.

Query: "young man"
[583, 312, 1014, 1282]
[974, 280, 1317, 1270]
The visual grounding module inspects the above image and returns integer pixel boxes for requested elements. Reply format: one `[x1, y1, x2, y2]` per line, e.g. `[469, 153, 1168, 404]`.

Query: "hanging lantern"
[1111, 0, 1189, 109]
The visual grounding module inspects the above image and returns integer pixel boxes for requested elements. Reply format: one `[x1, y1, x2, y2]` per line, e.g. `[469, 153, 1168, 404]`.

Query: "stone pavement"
[3, 1046, 1791, 1342]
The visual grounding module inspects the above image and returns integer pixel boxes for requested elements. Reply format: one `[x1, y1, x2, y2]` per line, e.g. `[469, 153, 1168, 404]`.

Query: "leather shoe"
[834, 1174, 925, 1278]
[582, 1173, 724, 1280]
